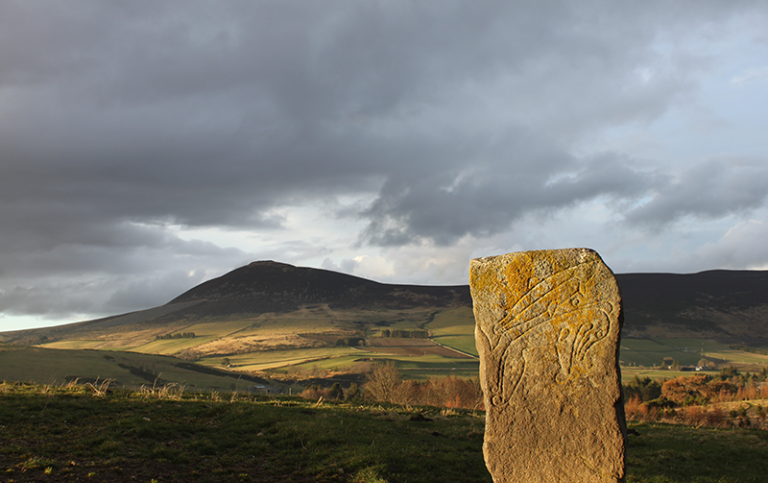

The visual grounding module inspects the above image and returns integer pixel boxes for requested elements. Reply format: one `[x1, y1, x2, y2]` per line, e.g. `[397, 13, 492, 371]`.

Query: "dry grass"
[138, 381, 186, 401]
[84, 378, 114, 398]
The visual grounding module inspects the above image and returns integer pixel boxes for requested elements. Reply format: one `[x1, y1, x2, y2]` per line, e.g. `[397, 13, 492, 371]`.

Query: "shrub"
[661, 375, 710, 405]
[363, 362, 402, 403]
[345, 383, 361, 401]
[329, 382, 344, 400]
[359, 364, 482, 409]
[683, 405, 705, 426]
[299, 385, 331, 401]
[623, 376, 661, 402]
[624, 396, 644, 421]
[705, 407, 726, 427]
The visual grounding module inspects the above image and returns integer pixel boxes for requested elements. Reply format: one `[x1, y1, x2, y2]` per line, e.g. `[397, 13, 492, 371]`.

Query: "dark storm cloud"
[1, 1, 767, 322]
[359, 141, 667, 246]
[625, 157, 768, 226]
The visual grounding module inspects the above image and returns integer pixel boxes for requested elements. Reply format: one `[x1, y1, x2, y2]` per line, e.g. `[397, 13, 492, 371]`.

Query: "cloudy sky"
[2, 1, 768, 331]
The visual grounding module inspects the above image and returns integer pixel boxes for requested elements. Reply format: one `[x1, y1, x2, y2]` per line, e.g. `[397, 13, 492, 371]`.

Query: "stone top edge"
[470, 247, 599, 265]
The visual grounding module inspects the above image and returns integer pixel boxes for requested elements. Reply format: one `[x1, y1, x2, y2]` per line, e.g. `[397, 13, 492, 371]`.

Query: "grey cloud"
[625, 157, 768, 226]
[320, 257, 360, 276]
[2, 1, 767, 322]
[359, 147, 663, 246]
[612, 220, 768, 274]
[1, 270, 202, 320]
[0, 231, 251, 319]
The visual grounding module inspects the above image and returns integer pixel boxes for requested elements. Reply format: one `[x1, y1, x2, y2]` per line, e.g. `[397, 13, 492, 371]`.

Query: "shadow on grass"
[626, 422, 768, 483]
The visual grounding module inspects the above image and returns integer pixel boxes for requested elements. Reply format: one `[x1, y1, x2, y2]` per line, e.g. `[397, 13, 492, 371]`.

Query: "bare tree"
[364, 362, 402, 403]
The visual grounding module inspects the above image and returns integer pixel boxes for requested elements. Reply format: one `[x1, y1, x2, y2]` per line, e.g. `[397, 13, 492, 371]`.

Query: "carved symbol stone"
[470, 248, 627, 483]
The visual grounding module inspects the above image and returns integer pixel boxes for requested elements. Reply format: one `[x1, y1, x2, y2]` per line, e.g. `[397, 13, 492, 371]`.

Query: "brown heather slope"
[1, 262, 768, 347]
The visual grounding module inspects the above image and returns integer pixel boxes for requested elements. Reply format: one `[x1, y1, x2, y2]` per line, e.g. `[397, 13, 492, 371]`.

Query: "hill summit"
[169, 260, 471, 316]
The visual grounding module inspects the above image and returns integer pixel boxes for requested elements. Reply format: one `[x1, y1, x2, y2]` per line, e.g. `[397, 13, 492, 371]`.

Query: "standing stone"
[470, 248, 626, 483]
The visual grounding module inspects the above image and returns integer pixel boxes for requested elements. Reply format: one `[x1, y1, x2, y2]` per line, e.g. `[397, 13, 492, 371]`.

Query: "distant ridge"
[2, 262, 768, 346]
[616, 269, 768, 342]
[167, 260, 472, 316]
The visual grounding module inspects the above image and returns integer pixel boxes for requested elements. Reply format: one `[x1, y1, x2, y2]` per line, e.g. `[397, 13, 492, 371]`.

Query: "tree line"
[378, 329, 429, 338]
[155, 332, 196, 340]
[299, 362, 483, 410]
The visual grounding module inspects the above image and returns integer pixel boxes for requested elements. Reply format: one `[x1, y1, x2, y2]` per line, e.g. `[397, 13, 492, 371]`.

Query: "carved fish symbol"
[478, 261, 613, 404]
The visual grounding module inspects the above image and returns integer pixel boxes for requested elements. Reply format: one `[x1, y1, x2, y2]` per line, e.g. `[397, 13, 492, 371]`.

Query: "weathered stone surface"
[470, 248, 626, 483]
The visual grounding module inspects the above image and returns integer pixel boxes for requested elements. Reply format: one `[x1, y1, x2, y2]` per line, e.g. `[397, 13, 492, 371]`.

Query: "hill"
[1, 262, 767, 385]
[170, 260, 471, 313]
[618, 270, 768, 343]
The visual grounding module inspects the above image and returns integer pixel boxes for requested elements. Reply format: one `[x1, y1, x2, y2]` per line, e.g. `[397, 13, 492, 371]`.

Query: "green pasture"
[198, 347, 364, 372]
[1, 345, 133, 384]
[381, 354, 479, 380]
[426, 307, 475, 336]
[235, 317, 340, 337]
[0, 345, 274, 392]
[131, 336, 217, 355]
[619, 366, 715, 383]
[384, 352, 477, 367]
[620, 338, 724, 367]
[368, 309, 440, 333]
[619, 339, 681, 367]
[177, 318, 257, 337]
[619, 338, 768, 368]
[280, 352, 480, 380]
[41, 340, 111, 350]
[433, 335, 478, 356]
[205, 343, 482, 379]
[275, 354, 371, 373]
[40, 339, 142, 351]
[702, 349, 768, 365]
[657, 338, 734, 363]
[656, 338, 732, 353]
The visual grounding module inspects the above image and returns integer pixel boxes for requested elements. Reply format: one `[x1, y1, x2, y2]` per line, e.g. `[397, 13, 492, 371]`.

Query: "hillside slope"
[168, 260, 471, 315]
[2, 263, 767, 352]
[618, 270, 768, 343]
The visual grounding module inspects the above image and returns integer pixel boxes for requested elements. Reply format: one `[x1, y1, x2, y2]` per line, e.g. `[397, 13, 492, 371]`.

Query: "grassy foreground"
[2, 383, 768, 483]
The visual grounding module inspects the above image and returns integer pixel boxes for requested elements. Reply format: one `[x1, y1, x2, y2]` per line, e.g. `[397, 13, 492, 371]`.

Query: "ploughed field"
[2, 382, 767, 483]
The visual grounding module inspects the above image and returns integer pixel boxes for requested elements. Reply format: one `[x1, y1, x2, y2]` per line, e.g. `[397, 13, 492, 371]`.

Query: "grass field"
[620, 338, 745, 367]
[702, 349, 768, 365]
[425, 307, 475, 336]
[281, 352, 480, 380]
[2, 382, 768, 483]
[619, 366, 719, 383]
[131, 336, 219, 355]
[40, 340, 110, 350]
[199, 347, 364, 372]
[40, 338, 149, 351]
[432, 335, 478, 356]
[273, 355, 371, 373]
[0, 344, 275, 392]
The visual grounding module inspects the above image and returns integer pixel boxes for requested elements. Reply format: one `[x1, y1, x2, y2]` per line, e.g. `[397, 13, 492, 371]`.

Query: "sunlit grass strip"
[432, 335, 479, 356]
[426, 307, 476, 336]
[130, 336, 218, 354]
